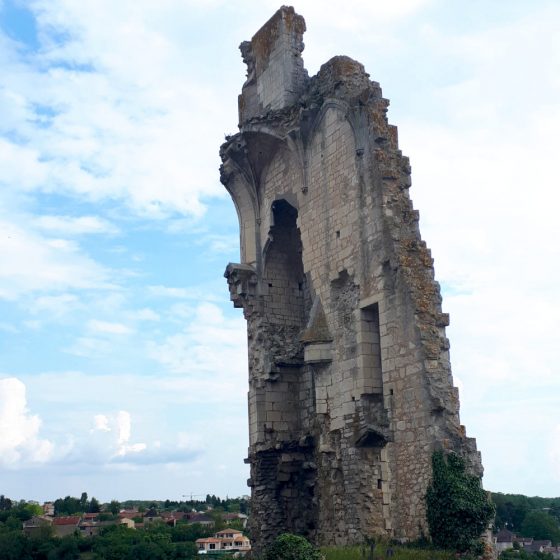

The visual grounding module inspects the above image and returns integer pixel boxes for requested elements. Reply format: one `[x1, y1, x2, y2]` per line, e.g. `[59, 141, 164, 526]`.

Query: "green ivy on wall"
[426, 450, 495, 553]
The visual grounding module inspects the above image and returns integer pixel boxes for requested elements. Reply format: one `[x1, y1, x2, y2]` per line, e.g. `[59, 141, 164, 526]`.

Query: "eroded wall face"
[221, 6, 482, 552]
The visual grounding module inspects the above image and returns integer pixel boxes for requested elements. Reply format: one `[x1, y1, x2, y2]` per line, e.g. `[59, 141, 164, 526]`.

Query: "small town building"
[493, 529, 560, 557]
[494, 528, 515, 552]
[118, 509, 139, 520]
[79, 518, 135, 536]
[544, 546, 560, 559]
[119, 518, 135, 529]
[22, 516, 53, 537]
[513, 536, 534, 547]
[186, 512, 214, 527]
[52, 516, 81, 537]
[143, 508, 162, 524]
[79, 521, 102, 537]
[161, 511, 186, 527]
[196, 529, 251, 554]
[525, 540, 552, 554]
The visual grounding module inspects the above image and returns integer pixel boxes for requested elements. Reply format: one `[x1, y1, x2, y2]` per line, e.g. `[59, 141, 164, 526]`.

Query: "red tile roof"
[119, 511, 138, 518]
[53, 516, 81, 526]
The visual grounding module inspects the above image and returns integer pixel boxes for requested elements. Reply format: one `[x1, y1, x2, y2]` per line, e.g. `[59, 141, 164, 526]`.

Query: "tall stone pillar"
[221, 6, 483, 552]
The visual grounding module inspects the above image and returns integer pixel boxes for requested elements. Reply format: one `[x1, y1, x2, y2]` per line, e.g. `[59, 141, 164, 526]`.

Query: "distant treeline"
[31, 492, 249, 517]
[120, 495, 249, 514]
[492, 492, 560, 530]
[491, 492, 560, 545]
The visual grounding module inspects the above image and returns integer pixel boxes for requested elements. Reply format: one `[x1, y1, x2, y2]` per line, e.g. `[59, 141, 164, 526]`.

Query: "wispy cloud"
[148, 303, 247, 375]
[33, 215, 119, 235]
[0, 322, 19, 333]
[0, 0, 229, 220]
[26, 293, 81, 317]
[127, 308, 160, 322]
[148, 285, 222, 301]
[284, 0, 434, 30]
[87, 319, 133, 335]
[0, 219, 114, 300]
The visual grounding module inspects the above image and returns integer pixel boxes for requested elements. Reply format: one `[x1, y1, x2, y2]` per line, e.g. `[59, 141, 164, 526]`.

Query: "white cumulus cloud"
[0, 377, 53, 467]
[90, 410, 146, 459]
[92, 414, 110, 432]
[115, 410, 131, 445]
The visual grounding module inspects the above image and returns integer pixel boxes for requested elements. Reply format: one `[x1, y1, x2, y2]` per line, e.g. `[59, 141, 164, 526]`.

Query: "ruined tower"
[220, 6, 482, 549]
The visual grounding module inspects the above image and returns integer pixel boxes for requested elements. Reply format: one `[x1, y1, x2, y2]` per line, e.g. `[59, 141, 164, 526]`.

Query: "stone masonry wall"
[221, 6, 483, 553]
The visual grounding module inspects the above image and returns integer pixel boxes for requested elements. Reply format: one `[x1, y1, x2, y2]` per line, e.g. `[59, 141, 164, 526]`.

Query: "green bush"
[263, 533, 322, 560]
[426, 450, 495, 553]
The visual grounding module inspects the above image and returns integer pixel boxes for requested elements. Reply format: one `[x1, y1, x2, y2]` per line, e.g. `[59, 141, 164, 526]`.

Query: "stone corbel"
[224, 263, 259, 317]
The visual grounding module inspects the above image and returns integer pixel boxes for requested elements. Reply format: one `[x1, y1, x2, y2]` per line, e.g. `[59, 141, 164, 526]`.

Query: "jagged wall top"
[238, 6, 308, 124]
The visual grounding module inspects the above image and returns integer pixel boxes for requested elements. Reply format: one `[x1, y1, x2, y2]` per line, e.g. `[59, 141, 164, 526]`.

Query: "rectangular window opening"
[359, 302, 383, 394]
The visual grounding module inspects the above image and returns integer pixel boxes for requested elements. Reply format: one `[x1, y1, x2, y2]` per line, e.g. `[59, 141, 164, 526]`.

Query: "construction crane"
[182, 493, 204, 502]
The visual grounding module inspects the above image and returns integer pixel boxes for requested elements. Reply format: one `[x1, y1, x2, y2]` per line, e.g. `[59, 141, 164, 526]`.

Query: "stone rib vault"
[220, 6, 483, 550]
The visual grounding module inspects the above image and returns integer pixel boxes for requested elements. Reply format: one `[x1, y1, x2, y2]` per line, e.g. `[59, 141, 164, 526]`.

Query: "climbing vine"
[426, 450, 495, 553]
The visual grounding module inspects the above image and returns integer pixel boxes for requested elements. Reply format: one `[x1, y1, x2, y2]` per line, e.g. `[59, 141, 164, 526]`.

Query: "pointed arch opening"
[263, 199, 308, 330]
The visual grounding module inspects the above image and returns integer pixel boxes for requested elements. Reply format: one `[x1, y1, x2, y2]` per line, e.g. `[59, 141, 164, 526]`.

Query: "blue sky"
[0, 0, 559, 503]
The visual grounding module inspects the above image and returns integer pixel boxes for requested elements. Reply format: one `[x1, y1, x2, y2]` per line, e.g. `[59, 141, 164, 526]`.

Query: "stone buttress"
[220, 6, 483, 551]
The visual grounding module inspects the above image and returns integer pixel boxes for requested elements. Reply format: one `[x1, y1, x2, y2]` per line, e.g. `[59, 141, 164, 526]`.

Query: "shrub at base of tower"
[426, 451, 495, 553]
[263, 534, 322, 560]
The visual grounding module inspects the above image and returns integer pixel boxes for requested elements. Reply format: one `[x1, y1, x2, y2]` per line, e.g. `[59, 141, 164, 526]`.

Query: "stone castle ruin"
[220, 6, 483, 549]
